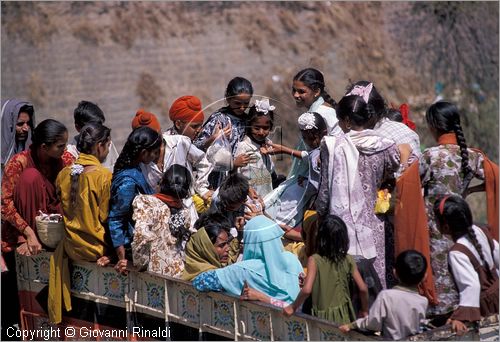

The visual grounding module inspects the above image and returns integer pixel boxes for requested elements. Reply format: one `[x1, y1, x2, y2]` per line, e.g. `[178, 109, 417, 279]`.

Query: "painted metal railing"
[15, 251, 497, 341]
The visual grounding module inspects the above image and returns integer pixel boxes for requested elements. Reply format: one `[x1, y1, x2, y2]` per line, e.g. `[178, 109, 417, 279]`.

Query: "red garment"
[399, 103, 416, 131]
[168, 95, 204, 123]
[394, 161, 438, 305]
[1, 149, 74, 252]
[471, 148, 499, 240]
[154, 193, 183, 209]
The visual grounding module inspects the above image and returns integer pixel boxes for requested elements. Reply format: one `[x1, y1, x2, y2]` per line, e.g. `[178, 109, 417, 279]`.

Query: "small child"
[234, 98, 276, 199]
[339, 250, 429, 340]
[264, 112, 327, 236]
[209, 173, 264, 237]
[433, 195, 499, 334]
[283, 215, 369, 324]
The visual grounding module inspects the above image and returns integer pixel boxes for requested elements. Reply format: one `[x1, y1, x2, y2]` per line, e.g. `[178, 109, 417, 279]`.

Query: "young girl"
[108, 126, 162, 275]
[193, 77, 254, 188]
[433, 195, 499, 334]
[50, 122, 112, 324]
[234, 98, 276, 198]
[292, 68, 339, 135]
[132, 164, 195, 277]
[396, 101, 498, 322]
[283, 215, 369, 324]
[316, 81, 409, 290]
[264, 112, 328, 232]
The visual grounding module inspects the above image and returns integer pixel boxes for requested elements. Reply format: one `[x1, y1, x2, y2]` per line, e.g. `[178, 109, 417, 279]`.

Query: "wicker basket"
[35, 213, 64, 249]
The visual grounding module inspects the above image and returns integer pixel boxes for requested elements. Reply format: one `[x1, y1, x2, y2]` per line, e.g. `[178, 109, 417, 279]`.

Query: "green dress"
[311, 254, 356, 324]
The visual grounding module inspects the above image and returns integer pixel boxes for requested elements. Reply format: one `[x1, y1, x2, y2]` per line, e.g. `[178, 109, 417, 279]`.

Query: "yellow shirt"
[56, 153, 112, 259]
[50, 153, 112, 324]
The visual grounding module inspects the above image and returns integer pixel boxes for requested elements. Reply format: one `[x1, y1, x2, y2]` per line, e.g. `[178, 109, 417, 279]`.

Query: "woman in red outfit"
[1, 119, 74, 257]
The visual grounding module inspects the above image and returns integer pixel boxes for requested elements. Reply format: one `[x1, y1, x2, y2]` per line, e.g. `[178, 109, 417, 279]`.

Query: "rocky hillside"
[2, 2, 498, 172]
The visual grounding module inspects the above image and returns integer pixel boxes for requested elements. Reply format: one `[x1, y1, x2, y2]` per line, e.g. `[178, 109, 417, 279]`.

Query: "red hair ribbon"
[399, 103, 416, 131]
[438, 195, 451, 216]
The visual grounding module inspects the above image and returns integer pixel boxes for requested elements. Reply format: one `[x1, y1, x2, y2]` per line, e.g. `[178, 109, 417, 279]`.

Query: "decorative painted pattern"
[15, 254, 26, 280]
[145, 281, 164, 309]
[286, 320, 306, 341]
[32, 254, 50, 284]
[102, 272, 126, 299]
[71, 265, 92, 292]
[249, 310, 270, 340]
[321, 329, 344, 340]
[180, 289, 199, 322]
[213, 300, 234, 328]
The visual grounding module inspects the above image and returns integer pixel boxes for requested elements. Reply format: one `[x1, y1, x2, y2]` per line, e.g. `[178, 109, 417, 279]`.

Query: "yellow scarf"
[182, 228, 222, 281]
[48, 153, 110, 323]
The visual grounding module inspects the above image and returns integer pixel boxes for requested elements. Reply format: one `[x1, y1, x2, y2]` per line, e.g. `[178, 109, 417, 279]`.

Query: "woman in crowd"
[49, 122, 113, 324]
[396, 101, 498, 325]
[1, 99, 35, 175]
[108, 126, 161, 275]
[194, 77, 254, 188]
[316, 81, 410, 291]
[182, 212, 234, 281]
[191, 215, 303, 306]
[132, 164, 195, 277]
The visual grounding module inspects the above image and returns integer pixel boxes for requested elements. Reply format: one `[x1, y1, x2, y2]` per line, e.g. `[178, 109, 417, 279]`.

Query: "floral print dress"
[419, 144, 484, 316]
[131, 194, 195, 277]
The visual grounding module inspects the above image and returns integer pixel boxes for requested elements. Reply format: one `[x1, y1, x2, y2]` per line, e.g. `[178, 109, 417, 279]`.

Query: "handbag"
[35, 212, 64, 249]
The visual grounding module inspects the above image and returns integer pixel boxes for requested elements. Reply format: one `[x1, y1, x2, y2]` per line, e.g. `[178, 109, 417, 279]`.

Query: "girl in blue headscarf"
[192, 215, 303, 305]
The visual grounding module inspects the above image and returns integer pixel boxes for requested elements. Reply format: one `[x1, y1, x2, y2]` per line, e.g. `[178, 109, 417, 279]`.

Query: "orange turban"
[131, 109, 161, 133]
[169, 95, 204, 123]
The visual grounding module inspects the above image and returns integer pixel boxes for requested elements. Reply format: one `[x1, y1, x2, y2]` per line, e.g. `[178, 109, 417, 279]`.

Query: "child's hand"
[202, 190, 214, 202]
[282, 305, 295, 317]
[447, 319, 468, 336]
[298, 272, 306, 288]
[339, 324, 350, 333]
[261, 142, 282, 155]
[234, 153, 251, 168]
[235, 216, 245, 231]
[223, 122, 232, 139]
[114, 259, 129, 276]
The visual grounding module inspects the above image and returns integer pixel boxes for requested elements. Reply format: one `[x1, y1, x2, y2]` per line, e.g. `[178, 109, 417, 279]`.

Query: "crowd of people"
[1, 67, 498, 340]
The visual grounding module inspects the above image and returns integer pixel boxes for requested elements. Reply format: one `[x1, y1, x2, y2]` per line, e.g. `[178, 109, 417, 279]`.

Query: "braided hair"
[426, 101, 473, 185]
[68, 123, 111, 213]
[336, 80, 386, 129]
[113, 126, 161, 173]
[293, 68, 337, 108]
[434, 195, 494, 278]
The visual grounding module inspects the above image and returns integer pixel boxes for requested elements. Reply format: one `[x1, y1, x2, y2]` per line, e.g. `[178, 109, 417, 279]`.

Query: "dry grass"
[136, 72, 165, 110]
[26, 72, 46, 109]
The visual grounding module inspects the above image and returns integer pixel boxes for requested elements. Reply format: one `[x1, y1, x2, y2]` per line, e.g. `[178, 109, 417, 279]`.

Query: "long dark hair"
[69, 123, 111, 212]
[336, 80, 386, 129]
[194, 212, 232, 244]
[159, 164, 192, 199]
[434, 195, 493, 278]
[293, 68, 337, 108]
[113, 126, 161, 173]
[32, 119, 68, 148]
[225, 77, 254, 99]
[426, 101, 473, 184]
[317, 215, 349, 263]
